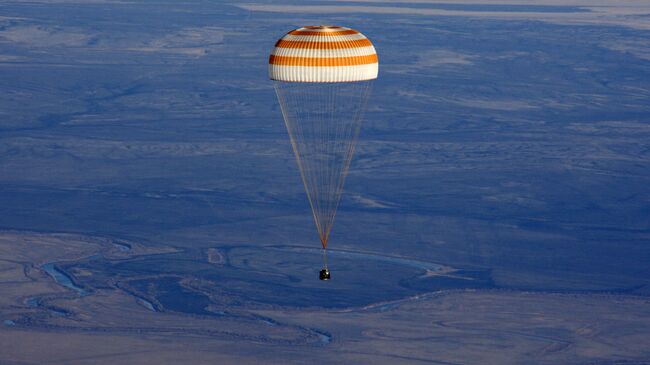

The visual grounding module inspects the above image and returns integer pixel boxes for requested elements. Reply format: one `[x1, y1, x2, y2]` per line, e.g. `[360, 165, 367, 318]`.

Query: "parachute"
[269, 26, 378, 278]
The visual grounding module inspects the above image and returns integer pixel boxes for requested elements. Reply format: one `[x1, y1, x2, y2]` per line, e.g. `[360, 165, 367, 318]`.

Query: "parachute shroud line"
[274, 81, 372, 249]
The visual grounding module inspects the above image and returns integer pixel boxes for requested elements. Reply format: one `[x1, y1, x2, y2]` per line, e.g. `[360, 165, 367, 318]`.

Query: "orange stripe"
[288, 29, 358, 36]
[275, 38, 372, 49]
[269, 54, 378, 66]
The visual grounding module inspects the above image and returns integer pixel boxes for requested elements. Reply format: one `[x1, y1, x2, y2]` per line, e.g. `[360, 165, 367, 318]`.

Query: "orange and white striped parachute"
[269, 25, 378, 82]
[270, 26, 378, 265]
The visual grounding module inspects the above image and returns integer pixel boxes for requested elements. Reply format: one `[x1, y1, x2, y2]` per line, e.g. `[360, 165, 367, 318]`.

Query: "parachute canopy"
[269, 25, 378, 83]
[271, 26, 378, 250]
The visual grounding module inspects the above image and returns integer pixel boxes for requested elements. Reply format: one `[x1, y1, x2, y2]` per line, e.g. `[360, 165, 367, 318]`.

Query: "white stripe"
[279, 33, 368, 43]
[271, 46, 377, 58]
[269, 64, 378, 82]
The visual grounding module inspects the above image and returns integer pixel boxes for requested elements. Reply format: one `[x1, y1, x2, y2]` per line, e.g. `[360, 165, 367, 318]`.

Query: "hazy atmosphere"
[1, 1, 649, 364]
